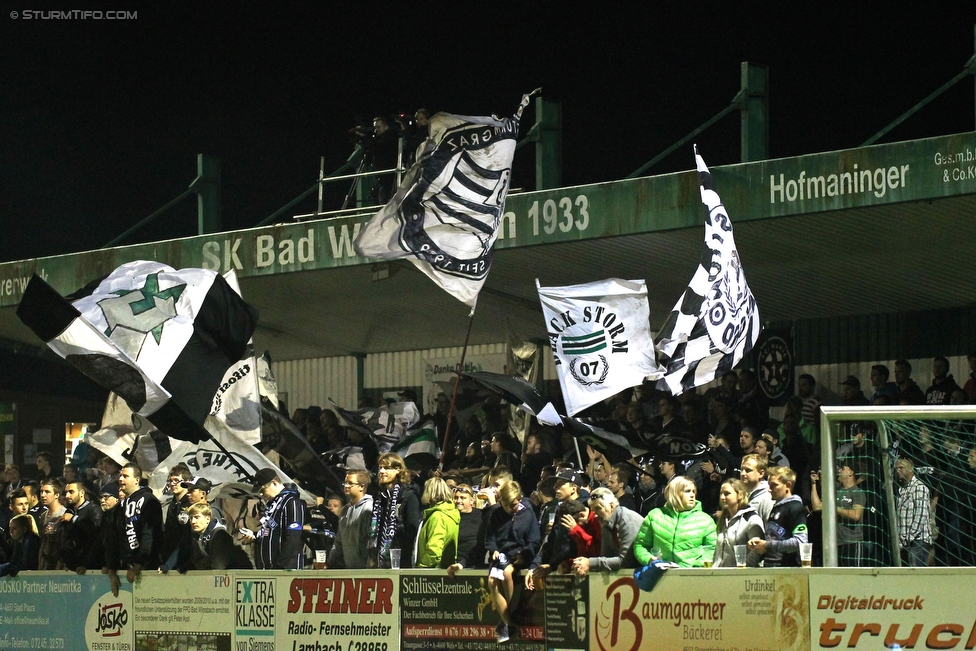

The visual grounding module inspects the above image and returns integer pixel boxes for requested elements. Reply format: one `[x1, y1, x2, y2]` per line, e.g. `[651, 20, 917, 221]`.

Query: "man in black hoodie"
[927, 356, 962, 405]
[107, 464, 163, 591]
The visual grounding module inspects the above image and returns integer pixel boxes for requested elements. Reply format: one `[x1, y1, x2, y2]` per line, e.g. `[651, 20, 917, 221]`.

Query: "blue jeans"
[903, 541, 931, 567]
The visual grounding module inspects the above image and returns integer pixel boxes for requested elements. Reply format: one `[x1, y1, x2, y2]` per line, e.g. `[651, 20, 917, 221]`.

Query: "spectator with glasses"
[327, 470, 373, 569]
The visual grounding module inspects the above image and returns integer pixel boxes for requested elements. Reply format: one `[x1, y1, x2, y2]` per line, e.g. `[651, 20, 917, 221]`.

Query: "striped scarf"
[370, 483, 401, 567]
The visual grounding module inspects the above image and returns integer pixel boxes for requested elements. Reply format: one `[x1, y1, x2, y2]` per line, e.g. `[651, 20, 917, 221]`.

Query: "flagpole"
[438, 313, 476, 472]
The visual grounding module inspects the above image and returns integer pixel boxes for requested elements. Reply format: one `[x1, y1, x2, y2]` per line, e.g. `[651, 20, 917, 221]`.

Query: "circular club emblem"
[758, 337, 792, 400]
[569, 354, 610, 386]
[704, 251, 756, 354]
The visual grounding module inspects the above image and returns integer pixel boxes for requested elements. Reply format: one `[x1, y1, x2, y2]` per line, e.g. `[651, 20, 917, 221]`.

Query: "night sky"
[3, 5, 976, 263]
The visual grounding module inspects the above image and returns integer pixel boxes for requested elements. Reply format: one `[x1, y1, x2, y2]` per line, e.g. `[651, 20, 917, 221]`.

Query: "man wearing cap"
[811, 462, 866, 566]
[553, 468, 588, 506]
[183, 476, 223, 525]
[241, 468, 307, 569]
[760, 430, 791, 469]
[839, 376, 869, 406]
[93, 481, 120, 588]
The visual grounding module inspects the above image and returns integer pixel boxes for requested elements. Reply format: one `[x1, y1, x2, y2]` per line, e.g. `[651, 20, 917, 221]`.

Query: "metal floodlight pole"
[105, 154, 220, 248]
[861, 50, 976, 147]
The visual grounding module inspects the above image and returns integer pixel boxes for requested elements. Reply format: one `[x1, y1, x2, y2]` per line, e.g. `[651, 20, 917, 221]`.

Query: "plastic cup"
[390, 548, 401, 570]
[799, 543, 813, 567]
[734, 545, 747, 568]
[314, 550, 327, 570]
[702, 559, 713, 568]
[649, 546, 662, 561]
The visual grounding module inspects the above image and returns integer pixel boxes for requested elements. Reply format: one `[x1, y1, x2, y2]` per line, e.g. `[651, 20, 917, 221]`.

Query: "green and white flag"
[537, 278, 662, 416]
[391, 420, 439, 460]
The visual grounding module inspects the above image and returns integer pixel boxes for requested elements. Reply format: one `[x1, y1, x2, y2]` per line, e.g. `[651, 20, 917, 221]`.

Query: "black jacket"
[110, 486, 163, 570]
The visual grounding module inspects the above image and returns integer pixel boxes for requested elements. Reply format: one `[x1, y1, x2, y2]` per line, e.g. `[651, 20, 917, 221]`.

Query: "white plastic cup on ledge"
[799, 543, 813, 567]
[734, 545, 747, 568]
[390, 548, 401, 570]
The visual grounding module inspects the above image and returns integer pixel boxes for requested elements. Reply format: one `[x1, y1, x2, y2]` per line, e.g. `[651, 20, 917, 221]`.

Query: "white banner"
[538, 278, 662, 416]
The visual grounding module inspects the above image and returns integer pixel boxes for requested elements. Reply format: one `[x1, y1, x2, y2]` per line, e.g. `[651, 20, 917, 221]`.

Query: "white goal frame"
[819, 404, 976, 567]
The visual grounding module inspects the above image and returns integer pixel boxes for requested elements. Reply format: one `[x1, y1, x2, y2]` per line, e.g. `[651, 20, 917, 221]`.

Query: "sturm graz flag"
[17, 261, 257, 443]
[654, 146, 761, 395]
[355, 90, 539, 309]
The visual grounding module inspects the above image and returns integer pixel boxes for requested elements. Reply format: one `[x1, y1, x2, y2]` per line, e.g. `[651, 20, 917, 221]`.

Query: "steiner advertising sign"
[270, 570, 399, 651]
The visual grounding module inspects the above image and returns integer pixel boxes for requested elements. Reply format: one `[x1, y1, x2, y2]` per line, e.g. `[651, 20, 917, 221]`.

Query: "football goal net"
[819, 405, 976, 567]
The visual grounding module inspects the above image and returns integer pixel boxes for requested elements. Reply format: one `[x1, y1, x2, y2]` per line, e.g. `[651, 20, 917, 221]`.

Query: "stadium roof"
[1, 131, 974, 361]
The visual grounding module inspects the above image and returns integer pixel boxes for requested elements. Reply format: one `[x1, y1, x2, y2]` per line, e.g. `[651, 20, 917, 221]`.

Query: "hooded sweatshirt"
[417, 501, 460, 568]
[714, 504, 765, 567]
[328, 494, 373, 569]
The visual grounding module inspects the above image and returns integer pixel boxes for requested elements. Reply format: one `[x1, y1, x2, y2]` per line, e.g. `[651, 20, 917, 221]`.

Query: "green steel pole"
[193, 154, 221, 235]
[740, 62, 769, 163]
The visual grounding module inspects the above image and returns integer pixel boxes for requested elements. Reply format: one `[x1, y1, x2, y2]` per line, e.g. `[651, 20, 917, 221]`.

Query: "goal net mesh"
[820, 407, 975, 567]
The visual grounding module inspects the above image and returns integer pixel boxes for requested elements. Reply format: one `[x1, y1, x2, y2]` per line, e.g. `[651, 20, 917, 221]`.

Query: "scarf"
[370, 483, 401, 567]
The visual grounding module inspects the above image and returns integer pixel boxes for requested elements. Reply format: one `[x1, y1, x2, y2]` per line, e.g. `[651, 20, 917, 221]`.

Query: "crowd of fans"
[1, 355, 974, 642]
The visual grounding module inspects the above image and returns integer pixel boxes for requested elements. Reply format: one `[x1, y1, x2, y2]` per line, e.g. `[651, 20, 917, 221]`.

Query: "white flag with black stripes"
[355, 91, 539, 309]
[654, 146, 761, 394]
[17, 261, 257, 443]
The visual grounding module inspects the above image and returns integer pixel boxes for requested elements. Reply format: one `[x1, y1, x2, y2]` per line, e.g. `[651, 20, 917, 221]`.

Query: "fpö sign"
[810, 572, 976, 650]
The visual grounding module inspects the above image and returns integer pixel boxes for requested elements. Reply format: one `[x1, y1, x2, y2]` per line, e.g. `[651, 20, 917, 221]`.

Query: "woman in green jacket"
[416, 477, 460, 568]
[634, 476, 716, 568]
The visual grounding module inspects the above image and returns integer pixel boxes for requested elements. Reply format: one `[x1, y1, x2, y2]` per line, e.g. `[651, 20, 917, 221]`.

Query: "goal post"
[819, 404, 976, 568]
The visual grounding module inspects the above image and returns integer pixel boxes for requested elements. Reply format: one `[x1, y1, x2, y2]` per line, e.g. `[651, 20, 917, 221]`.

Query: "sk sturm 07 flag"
[17, 261, 258, 443]
[354, 91, 539, 309]
[655, 146, 761, 395]
[537, 278, 662, 416]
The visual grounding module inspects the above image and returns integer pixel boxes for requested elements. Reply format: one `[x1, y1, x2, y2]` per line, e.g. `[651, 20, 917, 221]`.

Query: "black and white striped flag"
[355, 91, 539, 310]
[654, 147, 761, 394]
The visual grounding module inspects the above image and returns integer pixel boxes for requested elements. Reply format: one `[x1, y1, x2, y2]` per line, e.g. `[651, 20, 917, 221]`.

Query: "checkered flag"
[654, 146, 761, 394]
